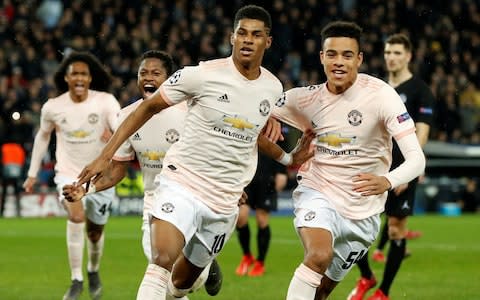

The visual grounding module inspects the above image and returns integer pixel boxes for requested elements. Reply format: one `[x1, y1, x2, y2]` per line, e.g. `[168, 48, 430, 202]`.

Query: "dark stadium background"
[1, 0, 479, 215]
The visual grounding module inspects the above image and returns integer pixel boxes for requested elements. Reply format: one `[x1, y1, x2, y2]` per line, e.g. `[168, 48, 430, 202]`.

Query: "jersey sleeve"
[415, 82, 435, 126]
[104, 93, 121, 131]
[271, 88, 312, 132]
[113, 103, 136, 161]
[39, 101, 55, 133]
[380, 86, 416, 139]
[158, 65, 202, 105]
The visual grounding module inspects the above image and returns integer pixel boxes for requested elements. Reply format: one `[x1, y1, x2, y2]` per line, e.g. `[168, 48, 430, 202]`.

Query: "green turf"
[1, 214, 479, 299]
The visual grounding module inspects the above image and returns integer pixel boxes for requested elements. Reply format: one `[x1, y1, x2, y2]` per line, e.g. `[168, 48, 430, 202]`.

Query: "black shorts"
[384, 180, 417, 217]
[244, 177, 277, 212]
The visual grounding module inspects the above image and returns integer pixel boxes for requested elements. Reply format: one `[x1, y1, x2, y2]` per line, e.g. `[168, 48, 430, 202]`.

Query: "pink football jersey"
[273, 74, 416, 219]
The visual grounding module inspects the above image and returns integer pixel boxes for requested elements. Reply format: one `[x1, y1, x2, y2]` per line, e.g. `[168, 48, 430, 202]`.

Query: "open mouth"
[74, 83, 85, 93]
[144, 86, 157, 94]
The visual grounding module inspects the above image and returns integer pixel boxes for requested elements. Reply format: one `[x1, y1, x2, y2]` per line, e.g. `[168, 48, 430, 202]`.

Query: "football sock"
[257, 225, 271, 262]
[237, 223, 251, 255]
[87, 231, 104, 272]
[167, 276, 190, 299]
[379, 238, 406, 295]
[356, 251, 374, 279]
[286, 263, 323, 300]
[136, 264, 169, 300]
[377, 222, 389, 251]
[67, 220, 85, 281]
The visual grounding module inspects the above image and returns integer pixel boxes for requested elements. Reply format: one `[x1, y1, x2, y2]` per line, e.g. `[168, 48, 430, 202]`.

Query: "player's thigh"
[54, 175, 85, 221]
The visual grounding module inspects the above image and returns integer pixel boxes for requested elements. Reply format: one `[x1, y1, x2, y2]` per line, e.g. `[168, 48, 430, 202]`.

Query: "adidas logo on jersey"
[132, 132, 141, 141]
[217, 94, 229, 103]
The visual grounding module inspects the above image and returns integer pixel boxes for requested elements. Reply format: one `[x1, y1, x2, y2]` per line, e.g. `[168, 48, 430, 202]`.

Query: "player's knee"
[86, 229, 103, 242]
[388, 224, 406, 240]
[151, 252, 176, 269]
[68, 213, 85, 223]
[304, 249, 332, 272]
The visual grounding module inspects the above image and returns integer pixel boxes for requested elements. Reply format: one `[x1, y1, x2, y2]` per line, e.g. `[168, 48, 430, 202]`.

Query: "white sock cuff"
[67, 220, 85, 233]
[146, 264, 170, 280]
[167, 277, 190, 298]
[294, 263, 323, 287]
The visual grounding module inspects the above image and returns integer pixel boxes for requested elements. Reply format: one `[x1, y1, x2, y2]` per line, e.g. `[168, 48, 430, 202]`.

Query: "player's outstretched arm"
[77, 94, 169, 185]
[64, 160, 129, 202]
[258, 129, 315, 166]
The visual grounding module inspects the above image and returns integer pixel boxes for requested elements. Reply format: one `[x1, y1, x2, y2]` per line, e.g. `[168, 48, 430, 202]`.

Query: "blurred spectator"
[458, 177, 480, 213]
[36, 0, 63, 29]
[1, 142, 26, 217]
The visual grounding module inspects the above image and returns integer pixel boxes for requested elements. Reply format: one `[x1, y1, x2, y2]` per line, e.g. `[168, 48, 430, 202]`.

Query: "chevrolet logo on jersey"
[67, 130, 92, 138]
[141, 150, 165, 161]
[317, 133, 356, 147]
[222, 116, 256, 130]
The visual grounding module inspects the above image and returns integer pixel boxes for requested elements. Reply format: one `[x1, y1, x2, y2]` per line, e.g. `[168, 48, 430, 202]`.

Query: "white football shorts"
[150, 176, 239, 268]
[292, 185, 380, 281]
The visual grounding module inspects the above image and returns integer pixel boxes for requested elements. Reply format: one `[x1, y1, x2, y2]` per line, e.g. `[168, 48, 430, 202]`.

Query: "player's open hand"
[291, 129, 315, 165]
[62, 183, 86, 202]
[77, 157, 110, 185]
[262, 117, 284, 143]
[353, 173, 391, 196]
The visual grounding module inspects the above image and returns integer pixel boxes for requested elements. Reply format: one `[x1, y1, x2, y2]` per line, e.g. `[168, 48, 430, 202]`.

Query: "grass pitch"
[1, 214, 479, 299]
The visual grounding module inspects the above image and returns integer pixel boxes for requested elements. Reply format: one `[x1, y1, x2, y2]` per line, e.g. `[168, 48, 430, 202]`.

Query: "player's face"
[384, 43, 411, 73]
[231, 18, 272, 69]
[64, 61, 92, 102]
[320, 37, 363, 94]
[137, 58, 168, 99]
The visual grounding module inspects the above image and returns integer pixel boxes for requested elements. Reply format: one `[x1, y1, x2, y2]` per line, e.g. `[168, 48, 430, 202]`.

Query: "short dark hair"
[234, 5, 272, 34]
[385, 33, 412, 52]
[321, 21, 363, 51]
[140, 50, 174, 77]
[54, 51, 112, 94]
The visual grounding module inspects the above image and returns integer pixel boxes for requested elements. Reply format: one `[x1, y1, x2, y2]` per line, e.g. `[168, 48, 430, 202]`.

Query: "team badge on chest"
[259, 99, 270, 116]
[347, 110, 362, 126]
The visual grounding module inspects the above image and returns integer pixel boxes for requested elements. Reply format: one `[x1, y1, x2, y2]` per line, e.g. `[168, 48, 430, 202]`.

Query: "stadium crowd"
[0, 0, 479, 189]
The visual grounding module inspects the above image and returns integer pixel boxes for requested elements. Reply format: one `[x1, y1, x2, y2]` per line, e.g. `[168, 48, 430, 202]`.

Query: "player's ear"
[265, 36, 272, 50]
[357, 52, 363, 67]
[406, 51, 412, 63]
[230, 32, 234, 46]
